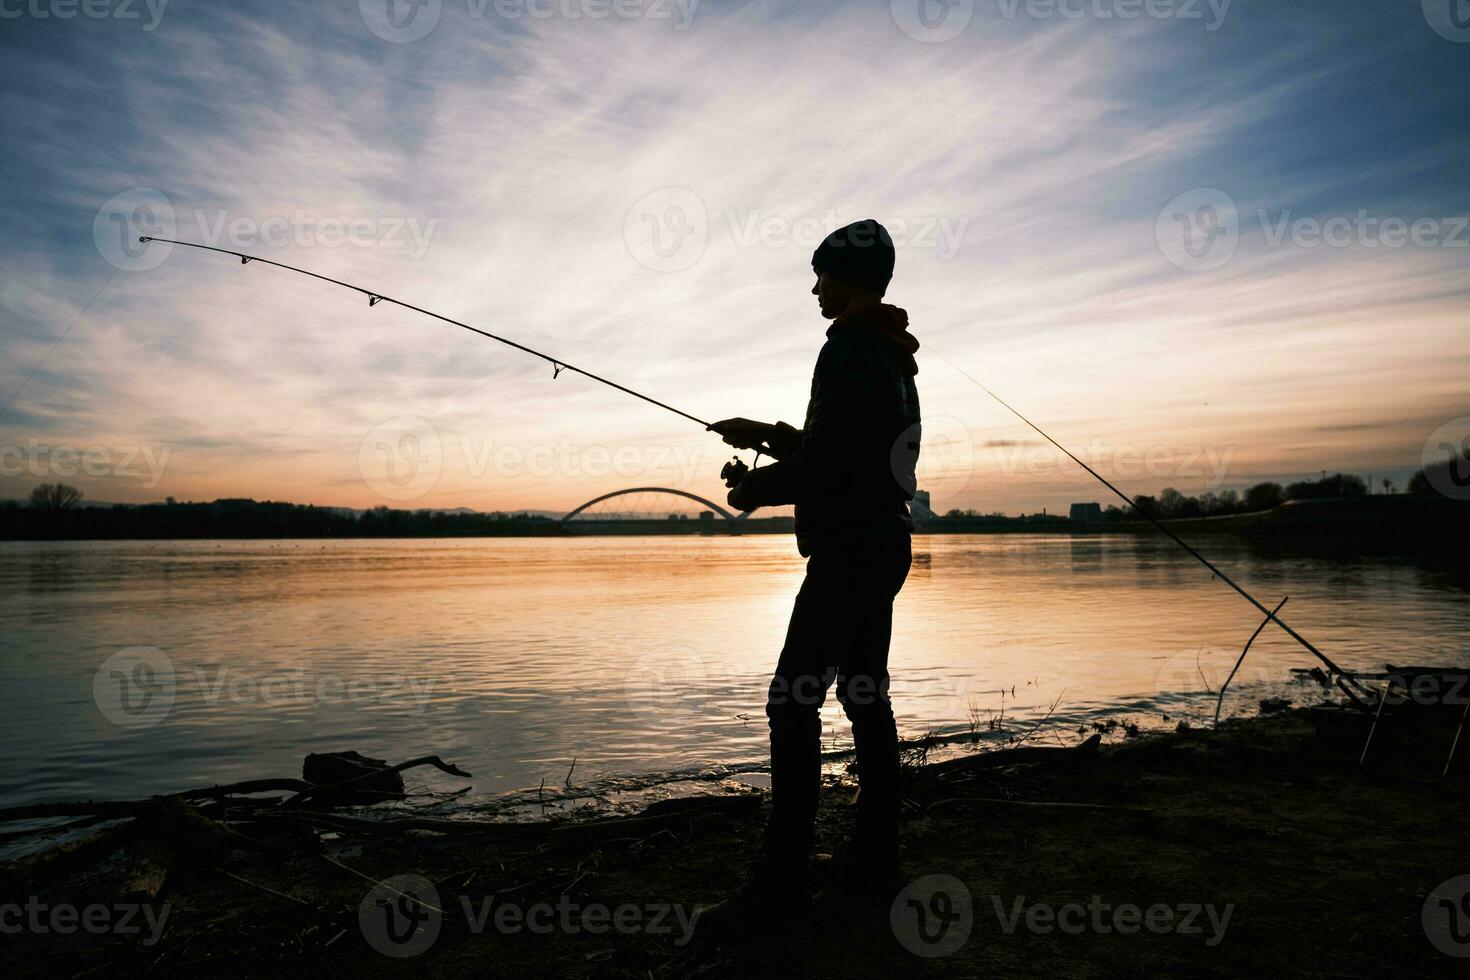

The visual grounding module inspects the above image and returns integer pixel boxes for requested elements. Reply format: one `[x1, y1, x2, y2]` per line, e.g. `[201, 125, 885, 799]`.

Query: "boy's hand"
[708, 418, 774, 451]
[727, 481, 756, 512]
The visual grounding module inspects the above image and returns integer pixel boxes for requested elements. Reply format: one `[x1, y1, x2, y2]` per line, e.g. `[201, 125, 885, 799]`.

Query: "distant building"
[911, 489, 934, 521]
[1069, 502, 1103, 523]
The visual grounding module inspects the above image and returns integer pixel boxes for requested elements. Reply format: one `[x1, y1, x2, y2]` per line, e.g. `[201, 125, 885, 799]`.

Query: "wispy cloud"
[1, 1, 1466, 512]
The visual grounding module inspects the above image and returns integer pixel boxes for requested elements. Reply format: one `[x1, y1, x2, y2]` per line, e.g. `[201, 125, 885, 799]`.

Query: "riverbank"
[3, 705, 1466, 977]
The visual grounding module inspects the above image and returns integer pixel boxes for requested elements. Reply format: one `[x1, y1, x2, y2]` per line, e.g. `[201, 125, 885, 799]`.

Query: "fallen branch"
[282, 755, 471, 808]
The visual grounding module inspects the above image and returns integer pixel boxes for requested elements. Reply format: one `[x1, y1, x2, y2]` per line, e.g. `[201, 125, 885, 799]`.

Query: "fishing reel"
[721, 457, 749, 489]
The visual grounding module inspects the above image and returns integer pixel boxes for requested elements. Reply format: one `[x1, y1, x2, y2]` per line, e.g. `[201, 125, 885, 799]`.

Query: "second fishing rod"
[143, 236, 1358, 687]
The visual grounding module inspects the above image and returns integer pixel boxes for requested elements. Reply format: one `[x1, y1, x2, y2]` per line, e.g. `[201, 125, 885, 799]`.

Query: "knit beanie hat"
[811, 219, 895, 296]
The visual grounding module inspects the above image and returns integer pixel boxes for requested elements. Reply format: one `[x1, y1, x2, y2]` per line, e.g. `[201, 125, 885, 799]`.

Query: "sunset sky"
[2, 0, 1466, 516]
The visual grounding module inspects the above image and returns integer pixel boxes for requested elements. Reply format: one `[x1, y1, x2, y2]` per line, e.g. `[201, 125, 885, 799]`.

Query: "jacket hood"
[829, 303, 919, 376]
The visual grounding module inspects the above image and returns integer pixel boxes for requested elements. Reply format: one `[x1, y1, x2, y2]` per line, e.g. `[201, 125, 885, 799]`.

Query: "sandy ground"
[3, 706, 1468, 978]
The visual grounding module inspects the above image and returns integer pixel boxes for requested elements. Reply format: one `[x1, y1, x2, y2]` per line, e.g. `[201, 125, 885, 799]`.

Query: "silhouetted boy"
[702, 218, 921, 928]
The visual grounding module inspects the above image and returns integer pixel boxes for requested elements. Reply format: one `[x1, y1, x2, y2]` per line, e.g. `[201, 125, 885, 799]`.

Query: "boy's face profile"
[812, 268, 872, 320]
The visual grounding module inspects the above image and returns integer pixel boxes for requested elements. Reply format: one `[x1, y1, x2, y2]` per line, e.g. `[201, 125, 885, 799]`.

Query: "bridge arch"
[560, 487, 747, 523]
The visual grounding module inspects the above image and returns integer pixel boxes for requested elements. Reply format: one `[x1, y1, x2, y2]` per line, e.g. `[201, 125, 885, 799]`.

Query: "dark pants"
[763, 525, 912, 868]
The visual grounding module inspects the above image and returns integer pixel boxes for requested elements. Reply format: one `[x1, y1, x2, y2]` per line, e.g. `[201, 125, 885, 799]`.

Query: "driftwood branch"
[282, 755, 471, 808]
[0, 756, 471, 839]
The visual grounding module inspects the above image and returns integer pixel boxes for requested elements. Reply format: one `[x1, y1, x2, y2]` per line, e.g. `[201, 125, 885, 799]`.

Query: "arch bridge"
[560, 486, 749, 524]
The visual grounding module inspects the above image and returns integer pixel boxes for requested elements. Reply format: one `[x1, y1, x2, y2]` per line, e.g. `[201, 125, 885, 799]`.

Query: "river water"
[2, 535, 1465, 812]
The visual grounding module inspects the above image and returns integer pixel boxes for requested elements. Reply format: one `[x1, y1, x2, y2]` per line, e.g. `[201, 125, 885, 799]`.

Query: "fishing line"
[1, 268, 119, 418]
[138, 237, 712, 429]
[923, 342, 1361, 690]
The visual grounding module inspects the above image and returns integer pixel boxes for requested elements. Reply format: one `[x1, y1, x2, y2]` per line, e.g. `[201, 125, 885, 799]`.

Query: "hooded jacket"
[736, 303, 922, 555]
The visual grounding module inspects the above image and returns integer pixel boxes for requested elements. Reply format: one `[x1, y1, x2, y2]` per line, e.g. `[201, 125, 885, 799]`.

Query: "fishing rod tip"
[138, 236, 152, 243]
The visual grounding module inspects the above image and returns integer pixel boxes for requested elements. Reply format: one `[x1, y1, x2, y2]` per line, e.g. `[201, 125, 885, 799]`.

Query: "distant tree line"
[1, 487, 561, 539]
[942, 459, 1465, 523]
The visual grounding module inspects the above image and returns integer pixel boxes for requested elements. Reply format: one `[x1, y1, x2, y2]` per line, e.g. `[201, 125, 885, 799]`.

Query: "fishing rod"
[138, 237, 712, 429]
[147, 236, 1355, 691]
[925, 344, 1365, 694]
